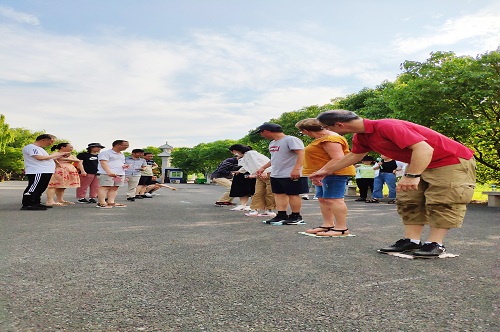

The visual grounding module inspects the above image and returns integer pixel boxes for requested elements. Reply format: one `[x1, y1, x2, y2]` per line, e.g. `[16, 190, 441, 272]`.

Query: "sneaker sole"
[262, 220, 287, 224]
[270, 221, 306, 226]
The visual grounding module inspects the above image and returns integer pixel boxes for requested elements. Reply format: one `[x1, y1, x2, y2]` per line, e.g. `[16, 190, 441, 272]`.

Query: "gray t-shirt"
[268, 135, 304, 178]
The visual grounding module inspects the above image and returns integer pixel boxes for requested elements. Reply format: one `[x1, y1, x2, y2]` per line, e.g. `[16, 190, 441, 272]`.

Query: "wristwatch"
[404, 173, 421, 178]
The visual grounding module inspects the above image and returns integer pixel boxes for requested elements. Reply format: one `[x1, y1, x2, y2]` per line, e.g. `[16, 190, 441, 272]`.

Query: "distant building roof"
[158, 142, 173, 149]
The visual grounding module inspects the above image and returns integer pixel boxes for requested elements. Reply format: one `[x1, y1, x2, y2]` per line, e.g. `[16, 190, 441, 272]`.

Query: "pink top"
[351, 119, 474, 169]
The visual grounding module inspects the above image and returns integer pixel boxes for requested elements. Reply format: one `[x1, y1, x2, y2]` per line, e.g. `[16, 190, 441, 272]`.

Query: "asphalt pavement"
[1, 181, 499, 331]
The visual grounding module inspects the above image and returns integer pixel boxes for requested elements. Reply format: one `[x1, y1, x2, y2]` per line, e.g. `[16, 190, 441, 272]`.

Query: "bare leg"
[404, 224, 425, 240]
[46, 188, 57, 205]
[136, 185, 145, 196]
[239, 196, 249, 206]
[98, 186, 110, 205]
[107, 187, 119, 204]
[55, 188, 66, 203]
[288, 195, 302, 214]
[317, 198, 340, 227]
[317, 198, 350, 236]
[274, 194, 289, 211]
[427, 227, 449, 244]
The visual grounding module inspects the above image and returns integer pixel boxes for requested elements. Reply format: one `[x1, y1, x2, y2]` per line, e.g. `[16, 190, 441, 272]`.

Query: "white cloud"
[2, 2, 498, 151]
[393, 10, 500, 55]
[0, 23, 364, 150]
[0, 5, 40, 26]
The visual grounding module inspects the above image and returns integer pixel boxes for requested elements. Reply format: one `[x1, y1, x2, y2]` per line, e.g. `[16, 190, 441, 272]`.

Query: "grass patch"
[372, 183, 490, 202]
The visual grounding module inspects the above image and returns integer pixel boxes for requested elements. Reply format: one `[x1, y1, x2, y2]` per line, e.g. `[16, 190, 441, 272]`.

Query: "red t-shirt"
[351, 119, 474, 168]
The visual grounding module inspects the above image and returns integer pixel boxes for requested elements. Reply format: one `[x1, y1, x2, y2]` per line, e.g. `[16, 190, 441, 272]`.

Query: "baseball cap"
[88, 143, 105, 148]
[252, 123, 283, 134]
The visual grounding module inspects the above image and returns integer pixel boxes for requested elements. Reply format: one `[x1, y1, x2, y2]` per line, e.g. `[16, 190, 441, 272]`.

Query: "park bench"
[482, 191, 500, 207]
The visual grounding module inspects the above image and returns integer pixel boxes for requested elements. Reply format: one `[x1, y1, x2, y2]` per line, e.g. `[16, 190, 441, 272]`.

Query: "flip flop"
[46, 202, 64, 206]
[316, 228, 350, 237]
[304, 226, 334, 234]
[109, 203, 127, 207]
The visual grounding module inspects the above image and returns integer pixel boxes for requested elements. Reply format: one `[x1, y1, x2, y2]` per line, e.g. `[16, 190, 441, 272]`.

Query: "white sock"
[410, 239, 421, 244]
[425, 241, 443, 246]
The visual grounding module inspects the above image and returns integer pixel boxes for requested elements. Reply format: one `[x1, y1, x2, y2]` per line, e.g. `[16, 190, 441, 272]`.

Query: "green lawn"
[375, 183, 490, 202]
[473, 183, 490, 201]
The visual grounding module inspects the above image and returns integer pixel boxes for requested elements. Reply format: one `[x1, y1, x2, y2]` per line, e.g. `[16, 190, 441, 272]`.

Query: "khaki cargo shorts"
[97, 174, 126, 187]
[396, 158, 476, 228]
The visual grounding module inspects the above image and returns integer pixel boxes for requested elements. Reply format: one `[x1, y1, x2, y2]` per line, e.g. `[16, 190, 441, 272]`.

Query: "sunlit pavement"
[1, 181, 498, 331]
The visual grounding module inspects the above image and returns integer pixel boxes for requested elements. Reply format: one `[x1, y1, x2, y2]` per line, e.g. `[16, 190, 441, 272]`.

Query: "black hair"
[36, 134, 55, 141]
[317, 110, 360, 126]
[132, 149, 145, 154]
[51, 142, 70, 151]
[143, 152, 153, 156]
[228, 144, 252, 153]
[112, 140, 128, 147]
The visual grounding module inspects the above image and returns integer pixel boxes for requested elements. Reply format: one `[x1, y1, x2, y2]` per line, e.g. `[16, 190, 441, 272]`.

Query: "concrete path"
[1, 181, 498, 331]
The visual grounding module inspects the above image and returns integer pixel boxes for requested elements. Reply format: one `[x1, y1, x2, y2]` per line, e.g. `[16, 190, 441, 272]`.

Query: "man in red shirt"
[310, 110, 476, 257]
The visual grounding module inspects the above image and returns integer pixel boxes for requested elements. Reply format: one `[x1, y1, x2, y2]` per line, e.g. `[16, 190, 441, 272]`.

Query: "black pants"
[356, 178, 374, 200]
[22, 173, 53, 207]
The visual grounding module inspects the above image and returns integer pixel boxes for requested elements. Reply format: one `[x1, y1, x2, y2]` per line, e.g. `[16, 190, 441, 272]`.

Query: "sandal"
[365, 199, 379, 203]
[109, 203, 127, 207]
[354, 197, 365, 201]
[61, 201, 75, 205]
[46, 202, 63, 206]
[305, 226, 334, 234]
[96, 203, 112, 209]
[387, 199, 396, 204]
[316, 229, 350, 237]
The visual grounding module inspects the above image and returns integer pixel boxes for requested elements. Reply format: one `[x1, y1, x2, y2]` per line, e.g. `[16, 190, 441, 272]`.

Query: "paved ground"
[1, 181, 498, 331]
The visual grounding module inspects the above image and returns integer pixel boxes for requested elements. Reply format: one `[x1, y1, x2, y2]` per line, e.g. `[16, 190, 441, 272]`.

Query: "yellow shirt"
[302, 135, 356, 176]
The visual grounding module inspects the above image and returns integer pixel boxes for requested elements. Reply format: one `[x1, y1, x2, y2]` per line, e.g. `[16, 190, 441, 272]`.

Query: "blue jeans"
[373, 173, 397, 199]
[314, 175, 349, 199]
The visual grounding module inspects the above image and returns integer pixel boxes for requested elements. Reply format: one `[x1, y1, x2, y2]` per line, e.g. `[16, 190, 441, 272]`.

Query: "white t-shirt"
[22, 144, 56, 174]
[238, 150, 271, 175]
[98, 149, 126, 175]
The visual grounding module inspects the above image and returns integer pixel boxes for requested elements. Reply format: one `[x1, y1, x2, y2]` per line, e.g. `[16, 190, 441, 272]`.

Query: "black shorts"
[138, 176, 153, 186]
[270, 177, 309, 195]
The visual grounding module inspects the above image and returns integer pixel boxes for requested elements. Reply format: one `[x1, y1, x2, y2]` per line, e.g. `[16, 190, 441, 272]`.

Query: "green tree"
[243, 104, 333, 151]
[171, 140, 237, 178]
[0, 114, 14, 153]
[383, 50, 500, 183]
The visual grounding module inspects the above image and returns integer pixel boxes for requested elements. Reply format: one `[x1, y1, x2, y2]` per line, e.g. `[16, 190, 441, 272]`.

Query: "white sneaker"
[301, 194, 309, 200]
[230, 205, 245, 211]
[144, 193, 153, 198]
[258, 210, 277, 217]
[242, 206, 251, 211]
[245, 210, 259, 216]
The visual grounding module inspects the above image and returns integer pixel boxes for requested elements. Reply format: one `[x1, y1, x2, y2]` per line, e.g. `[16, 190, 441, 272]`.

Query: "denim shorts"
[314, 175, 349, 199]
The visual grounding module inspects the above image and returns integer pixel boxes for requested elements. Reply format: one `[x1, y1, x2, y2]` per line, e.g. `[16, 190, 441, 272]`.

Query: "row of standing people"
[212, 109, 476, 258]
[21, 138, 174, 210]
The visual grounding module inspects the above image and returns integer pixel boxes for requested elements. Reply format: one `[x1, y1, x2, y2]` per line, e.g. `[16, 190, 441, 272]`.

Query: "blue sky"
[1, 0, 499, 151]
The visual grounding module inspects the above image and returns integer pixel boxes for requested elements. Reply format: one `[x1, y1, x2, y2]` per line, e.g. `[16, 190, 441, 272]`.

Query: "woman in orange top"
[296, 118, 356, 236]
